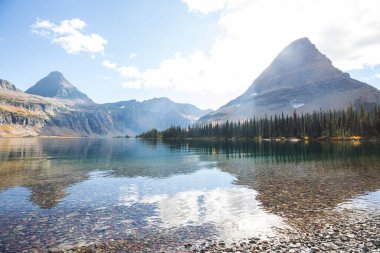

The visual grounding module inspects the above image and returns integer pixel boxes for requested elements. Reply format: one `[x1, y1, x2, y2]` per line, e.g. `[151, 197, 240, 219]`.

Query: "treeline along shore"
[138, 105, 380, 140]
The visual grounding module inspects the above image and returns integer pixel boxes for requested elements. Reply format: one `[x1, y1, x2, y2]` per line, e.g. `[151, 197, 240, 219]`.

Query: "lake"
[0, 138, 380, 252]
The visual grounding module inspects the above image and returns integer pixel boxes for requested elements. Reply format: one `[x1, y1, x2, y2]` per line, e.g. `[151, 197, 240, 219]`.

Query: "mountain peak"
[198, 37, 379, 124]
[26, 72, 92, 101]
[270, 37, 331, 70]
[0, 79, 20, 92]
[47, 71, 65, 79]
[289, 37, 312, 46]
[244, 37, 344, 95]
[280, 37, 314, 52]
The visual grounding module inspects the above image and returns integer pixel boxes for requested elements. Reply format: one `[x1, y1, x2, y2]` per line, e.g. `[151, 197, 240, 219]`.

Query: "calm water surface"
[0, 138, 380, 251]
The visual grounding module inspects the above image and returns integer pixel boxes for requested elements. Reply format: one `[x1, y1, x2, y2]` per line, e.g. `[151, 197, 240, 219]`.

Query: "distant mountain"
[102, 98, 212, 134]
[26, 71, 92, 102]
[199, 37, 380, 124]
[0, 75, 211, 137]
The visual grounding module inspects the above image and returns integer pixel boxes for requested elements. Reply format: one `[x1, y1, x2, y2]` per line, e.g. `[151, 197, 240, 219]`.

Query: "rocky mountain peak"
[46, 71, 65, 80]
[0, 79, 20, 91]
[244, 37, 345, 95]
[26, 71, 92, 101]
[198, 37, 379, 124]
[271, 37, 331, 69]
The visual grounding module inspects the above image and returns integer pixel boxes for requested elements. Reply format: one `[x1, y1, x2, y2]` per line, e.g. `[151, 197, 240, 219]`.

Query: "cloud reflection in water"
[117, 166, 285, 240]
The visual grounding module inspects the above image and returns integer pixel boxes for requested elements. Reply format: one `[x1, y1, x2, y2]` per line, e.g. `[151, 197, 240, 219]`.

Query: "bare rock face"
[26, 71, 92, 102]
[199, 38, 380, 124]
[0, 79, 20, 91]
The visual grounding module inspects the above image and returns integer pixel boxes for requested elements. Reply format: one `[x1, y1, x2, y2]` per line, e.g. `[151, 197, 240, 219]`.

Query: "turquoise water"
[0, 138, 379, 251]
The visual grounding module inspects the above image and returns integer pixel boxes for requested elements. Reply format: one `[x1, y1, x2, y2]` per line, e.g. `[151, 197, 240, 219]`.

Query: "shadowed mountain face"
[0, 73, 211, 136]
[199, 38, 380, 123]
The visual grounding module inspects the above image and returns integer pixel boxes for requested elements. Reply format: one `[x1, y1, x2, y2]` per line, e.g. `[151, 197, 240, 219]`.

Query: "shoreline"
[1, 135, 379, 142]
[139, 136, 380, 142]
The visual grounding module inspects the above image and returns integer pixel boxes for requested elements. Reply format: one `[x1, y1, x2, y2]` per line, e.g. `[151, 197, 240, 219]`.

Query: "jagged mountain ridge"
[199, 37, 380, 124]
[0, 73, 211, 137]
[102, 98, 212, 132]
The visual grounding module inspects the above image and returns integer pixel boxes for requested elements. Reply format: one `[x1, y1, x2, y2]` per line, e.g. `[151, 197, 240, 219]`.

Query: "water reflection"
[159, 140, 380, 227]
[0, 138, 200, 208]
[0, 138, 380, 251]
[158, 139, 380, 161]
[152, 187, 284, 240]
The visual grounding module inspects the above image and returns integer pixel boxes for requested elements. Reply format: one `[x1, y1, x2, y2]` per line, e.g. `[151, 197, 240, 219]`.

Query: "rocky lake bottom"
[0, 138, 379, 252]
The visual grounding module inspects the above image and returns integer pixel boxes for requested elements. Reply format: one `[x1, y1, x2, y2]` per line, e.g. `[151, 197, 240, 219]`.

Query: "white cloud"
[375, 73, 380, 79]
[104, 0, 380, 109]
[182, 0, 247, 14]
[103, 51, 243, 94]
[103, 60, 143, 87]
[118, 66, 142, 79]
[31, 18, 107, 55]
[102, 60, 117, 70]
[129, 53, 137, 59]
[210, 0, 380, 71]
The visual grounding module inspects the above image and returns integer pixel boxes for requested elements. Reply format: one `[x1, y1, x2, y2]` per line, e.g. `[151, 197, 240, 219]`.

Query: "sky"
[1, 0, 380, 110]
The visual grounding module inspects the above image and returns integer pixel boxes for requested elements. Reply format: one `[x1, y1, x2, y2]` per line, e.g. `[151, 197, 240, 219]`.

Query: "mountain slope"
[26, 71, 92, 102]
[199, 38, 380, 123]
[0, 76, 211, 137]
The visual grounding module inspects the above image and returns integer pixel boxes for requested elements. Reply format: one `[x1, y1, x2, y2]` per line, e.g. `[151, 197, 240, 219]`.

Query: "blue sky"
[1, 0, 380, 109]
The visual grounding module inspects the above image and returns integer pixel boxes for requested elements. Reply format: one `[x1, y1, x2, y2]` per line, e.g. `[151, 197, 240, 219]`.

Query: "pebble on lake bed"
[187, 212, 380, 253]
[58, 211, 380, 252]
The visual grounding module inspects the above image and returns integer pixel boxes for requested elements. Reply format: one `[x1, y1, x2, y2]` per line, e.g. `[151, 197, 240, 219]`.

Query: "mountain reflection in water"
[0, 138, 379, 251]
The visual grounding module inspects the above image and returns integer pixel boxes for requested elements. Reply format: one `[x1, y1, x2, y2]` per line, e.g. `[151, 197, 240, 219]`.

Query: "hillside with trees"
[139, 105, 380, 140]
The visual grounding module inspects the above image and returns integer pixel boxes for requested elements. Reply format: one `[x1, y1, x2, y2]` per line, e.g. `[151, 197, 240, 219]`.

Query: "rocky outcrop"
[0, 112, 44, 126]
[43, 109, 116, 136]
[0, 79, 20, 91]
[198, 38, 380, 124]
